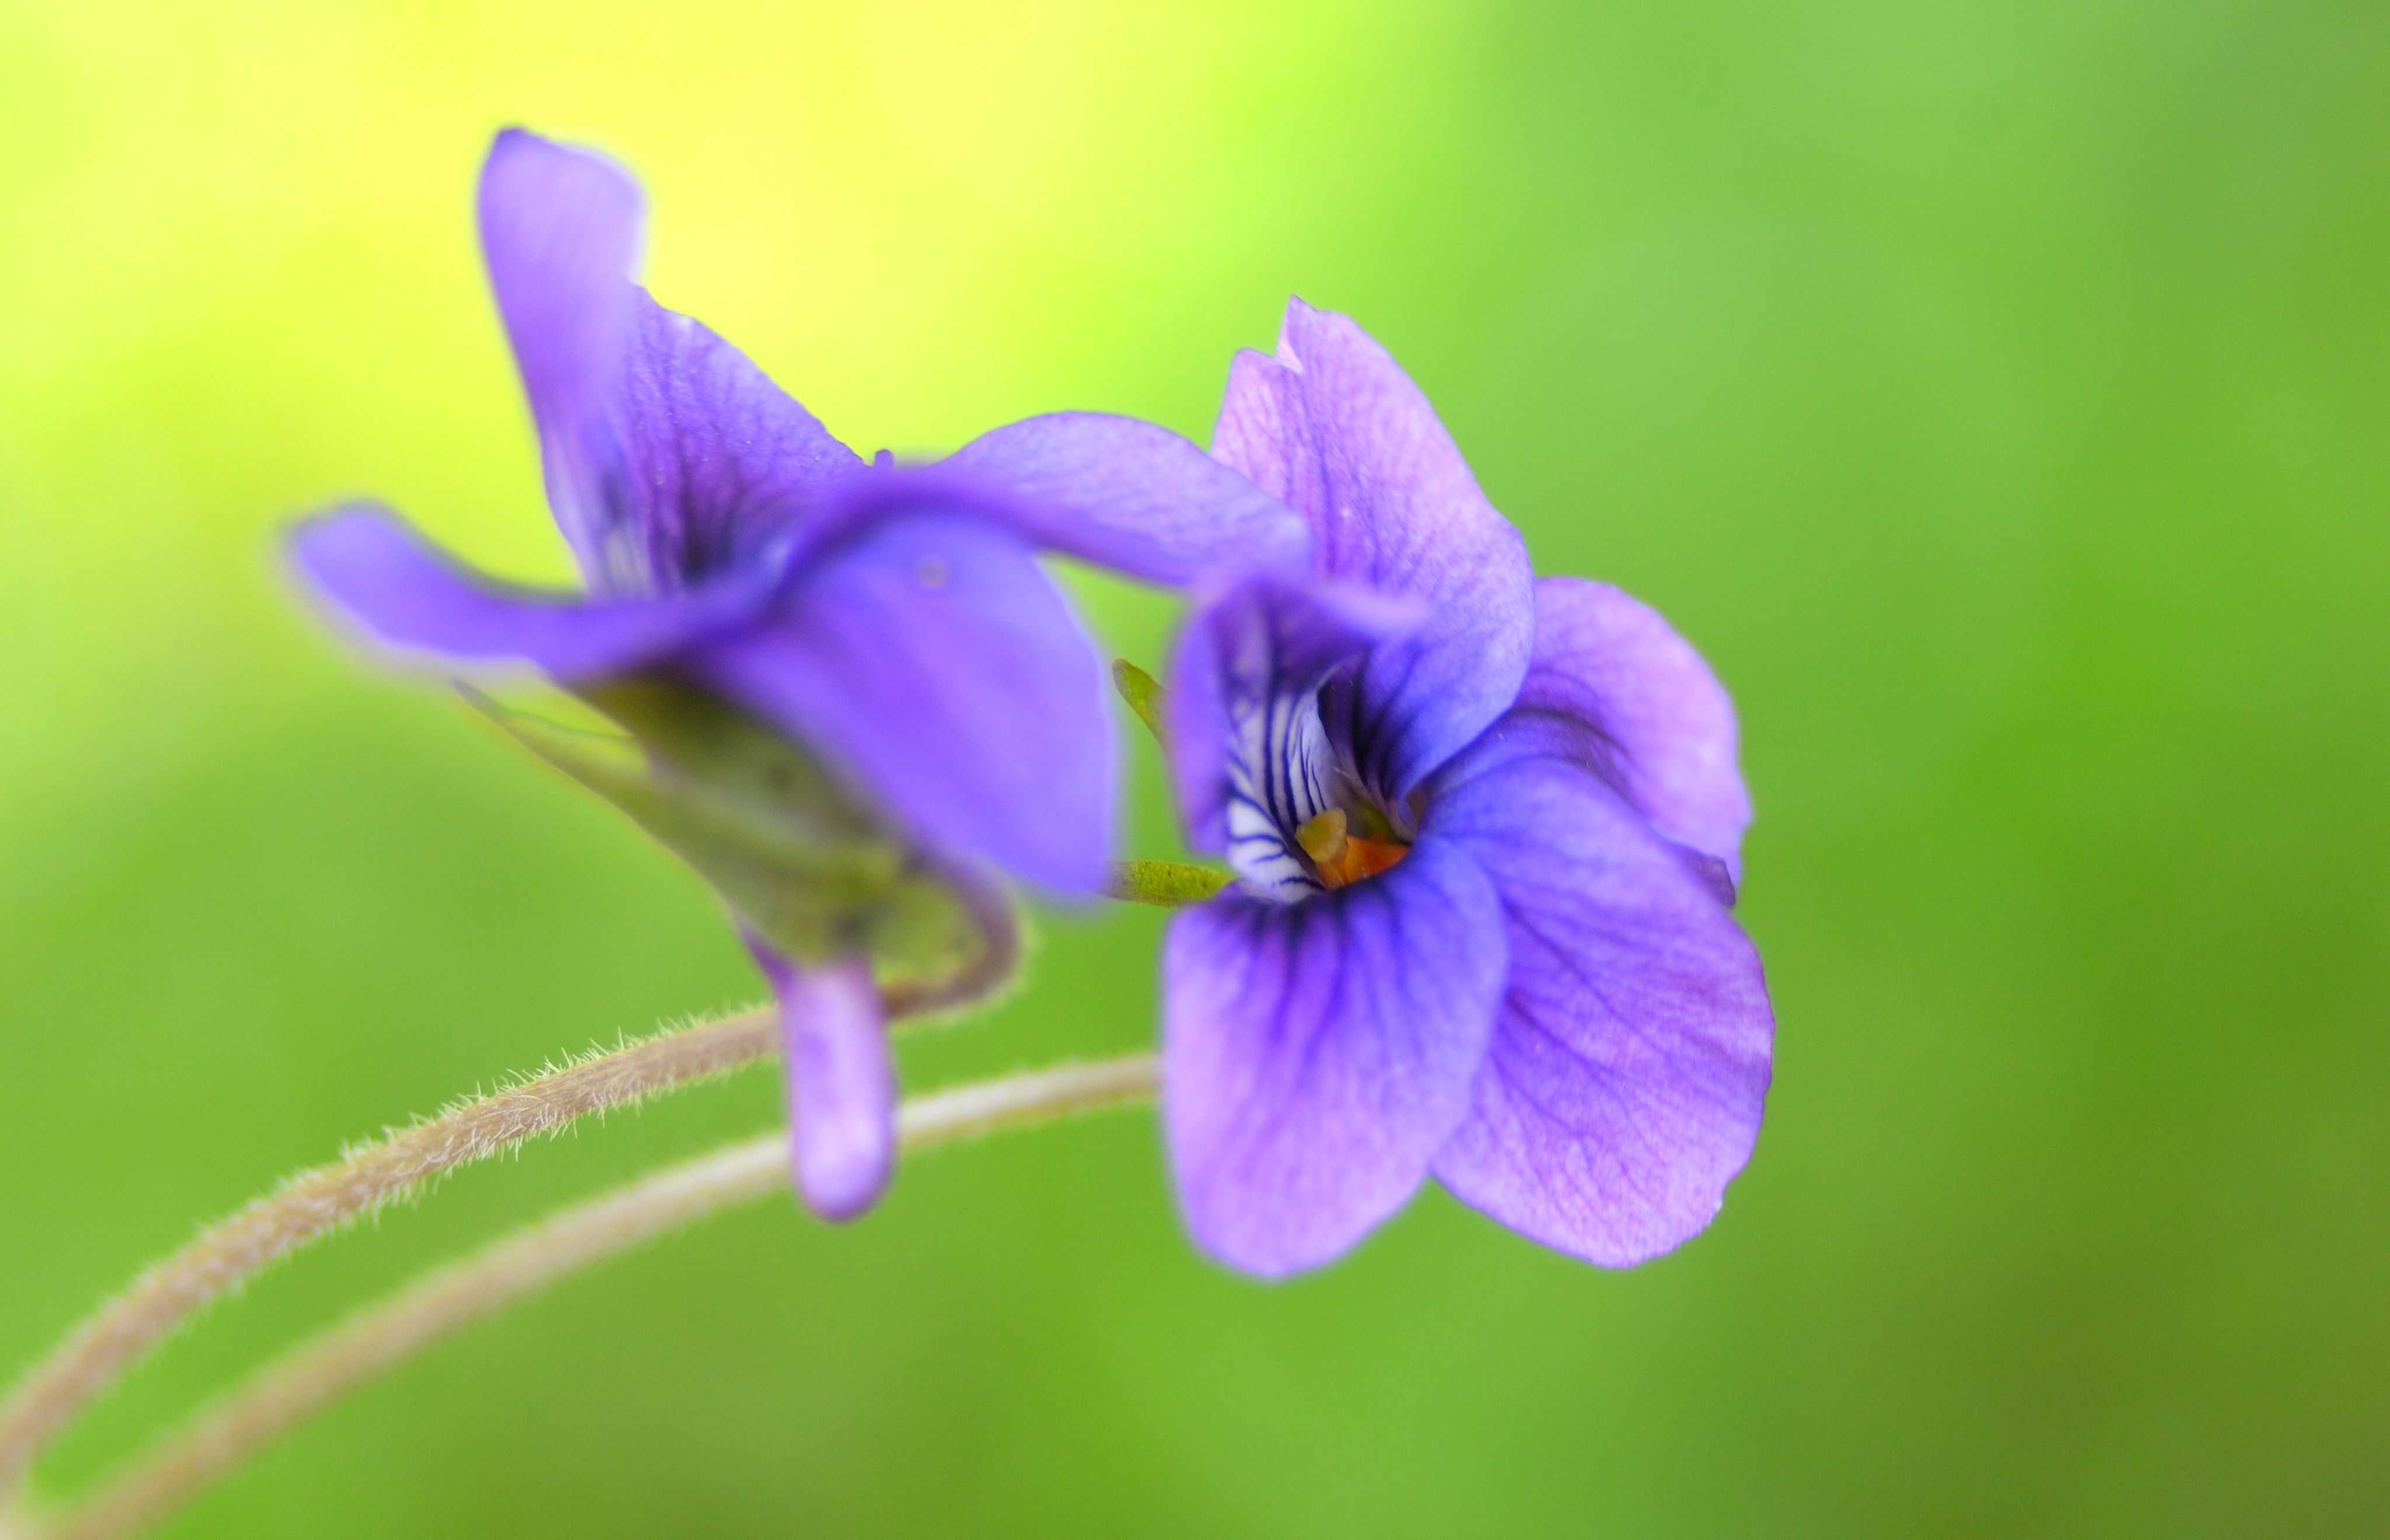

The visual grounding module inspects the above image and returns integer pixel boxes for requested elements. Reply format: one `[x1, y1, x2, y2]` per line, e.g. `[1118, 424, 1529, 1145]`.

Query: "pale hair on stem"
[0, 1007, 777, 1503]
[0, 895, 1022, 1511]
[32, 1054, 1158, 1540]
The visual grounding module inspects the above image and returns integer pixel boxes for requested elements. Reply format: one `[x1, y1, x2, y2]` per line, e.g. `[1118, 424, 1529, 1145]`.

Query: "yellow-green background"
[4, 1, 2385, 1534]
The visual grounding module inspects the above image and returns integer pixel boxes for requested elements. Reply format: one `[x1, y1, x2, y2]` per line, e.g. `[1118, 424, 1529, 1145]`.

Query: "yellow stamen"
[1296, 808, 1349, 864]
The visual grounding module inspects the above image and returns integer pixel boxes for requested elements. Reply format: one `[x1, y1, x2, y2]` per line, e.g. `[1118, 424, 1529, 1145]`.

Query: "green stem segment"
[0, 1008, 785, 1504]
[0, 925, 1037, 1510]
[35, 1055, 1160, 1540]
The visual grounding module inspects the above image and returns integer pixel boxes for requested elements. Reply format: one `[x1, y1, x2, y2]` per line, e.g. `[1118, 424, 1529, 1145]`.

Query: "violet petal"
[287, 502, 781, 681]
[611, 291, 866, 588]
[477, 128, 646, 589]
[1426, 711, 1773, 1266]
[749, 941, 896, 1222]
[1162, 835, 1508, 1275]
[478, 130, 862, 595]
[947, 411, 1312, 585]
[691, 511, 1113, 896]
[1213, 299, 1533, 801]
[1517, 576, 1750, 892]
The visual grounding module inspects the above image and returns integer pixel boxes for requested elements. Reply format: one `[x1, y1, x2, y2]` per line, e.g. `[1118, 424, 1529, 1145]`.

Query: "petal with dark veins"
[1213, 300, 1533, 802]
[1163, 573, 1422, 901]
[1162, 835, 1507, 1275]
[609, 292, 864, 587]
[478, 129, 861, 595]
[1515, 577, 1750, 893]
[1427, 711, 1773, 1266]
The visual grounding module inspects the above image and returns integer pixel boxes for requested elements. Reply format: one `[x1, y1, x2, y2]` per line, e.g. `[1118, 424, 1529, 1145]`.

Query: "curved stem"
[0, 1006, 780, 1500]
[42, 1054, 1158, 1540]
[0, 868, 1012, 1503]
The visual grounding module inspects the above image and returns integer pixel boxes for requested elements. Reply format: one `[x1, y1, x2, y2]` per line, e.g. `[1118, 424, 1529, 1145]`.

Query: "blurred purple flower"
[1152, 300, 1774, 1275]
[289, 128, 1302, 1222]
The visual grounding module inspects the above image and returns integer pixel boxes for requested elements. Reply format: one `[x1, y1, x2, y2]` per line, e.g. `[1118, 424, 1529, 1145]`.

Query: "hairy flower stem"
[0, 1007, 786, 1501]
[40, 1054, 1158, 1540]
[0, 889, 1023, 1510]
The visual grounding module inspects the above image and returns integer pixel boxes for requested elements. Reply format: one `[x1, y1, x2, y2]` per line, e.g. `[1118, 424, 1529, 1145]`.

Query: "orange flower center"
[1294, 808, 1409, 890]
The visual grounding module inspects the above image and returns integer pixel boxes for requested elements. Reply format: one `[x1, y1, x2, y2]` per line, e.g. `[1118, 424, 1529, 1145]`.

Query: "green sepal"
[461, 678, 1005, 1001]
[1108, 858, 1232, 908]
[1111, 658, 1169, 752]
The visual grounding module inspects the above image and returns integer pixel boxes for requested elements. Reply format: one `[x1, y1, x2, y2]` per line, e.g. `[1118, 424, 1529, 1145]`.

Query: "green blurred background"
[4, 0, 2386, 1534]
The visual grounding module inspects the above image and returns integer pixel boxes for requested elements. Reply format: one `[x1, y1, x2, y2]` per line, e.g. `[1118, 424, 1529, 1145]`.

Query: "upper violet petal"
[689, 509, 1114, 896]
[1162, 835, 1509, 1276]
[478, 130, 862, 596]
[477, 128, 646, 590]
[287, 503, 780, 682]
[1517, 576, 1750, 892]
[947, 412, 1311, 585]
[1213, 300, 1534, 801]
[1426, 712, 1773, 1266]
[611, 291, 866, 588]
[748, 940, 895, 1222]
[1162, 572, 1423, 900]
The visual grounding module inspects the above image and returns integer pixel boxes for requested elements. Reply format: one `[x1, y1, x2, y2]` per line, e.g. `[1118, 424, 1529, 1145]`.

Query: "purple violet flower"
[1151, 299, 1774, 1275]
[288, 129, 1304, 1222]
